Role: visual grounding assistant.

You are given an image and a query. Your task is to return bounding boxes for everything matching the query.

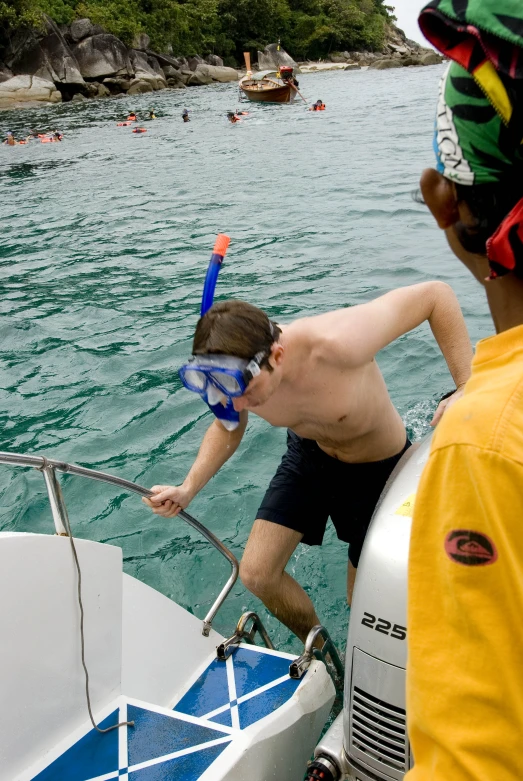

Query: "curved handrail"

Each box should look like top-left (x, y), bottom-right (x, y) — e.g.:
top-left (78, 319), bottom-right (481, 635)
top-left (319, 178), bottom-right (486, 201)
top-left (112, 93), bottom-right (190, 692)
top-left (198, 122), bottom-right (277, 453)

top-left (0, 451), bottom-right (239, 636)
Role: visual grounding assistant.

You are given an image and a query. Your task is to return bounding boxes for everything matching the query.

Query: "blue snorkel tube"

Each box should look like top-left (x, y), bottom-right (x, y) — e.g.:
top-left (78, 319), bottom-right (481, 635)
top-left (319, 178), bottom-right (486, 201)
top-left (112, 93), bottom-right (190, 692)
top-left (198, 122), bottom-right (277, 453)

top-left (200, 234), bottom-right (230, 317)
top-left (199, 234), bottom-right (240, 431)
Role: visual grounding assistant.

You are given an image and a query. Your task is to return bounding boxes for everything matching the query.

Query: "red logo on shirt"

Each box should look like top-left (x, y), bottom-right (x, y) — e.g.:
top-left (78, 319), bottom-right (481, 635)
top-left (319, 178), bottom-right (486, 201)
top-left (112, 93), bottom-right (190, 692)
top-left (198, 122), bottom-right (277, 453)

top-left (444, 530), bottom-right (498, 566)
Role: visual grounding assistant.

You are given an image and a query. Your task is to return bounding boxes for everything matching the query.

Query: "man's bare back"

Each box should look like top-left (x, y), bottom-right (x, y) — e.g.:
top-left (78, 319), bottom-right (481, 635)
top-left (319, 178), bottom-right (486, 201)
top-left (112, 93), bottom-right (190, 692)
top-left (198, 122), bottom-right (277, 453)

top-left (240, 320), bottom-right (406, 463)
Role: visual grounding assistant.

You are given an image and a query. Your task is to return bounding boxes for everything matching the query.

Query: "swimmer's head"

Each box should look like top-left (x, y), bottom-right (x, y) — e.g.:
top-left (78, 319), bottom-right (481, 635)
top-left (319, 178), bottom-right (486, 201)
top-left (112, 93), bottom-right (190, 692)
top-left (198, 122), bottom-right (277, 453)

top-left (193, 300), bottom-right (284, 411)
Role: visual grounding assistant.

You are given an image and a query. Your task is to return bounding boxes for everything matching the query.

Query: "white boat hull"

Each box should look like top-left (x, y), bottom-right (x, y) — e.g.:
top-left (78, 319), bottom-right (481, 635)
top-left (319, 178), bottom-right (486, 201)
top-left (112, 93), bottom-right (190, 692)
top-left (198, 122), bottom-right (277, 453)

top-left (0, 532), bottom-right (335, 781)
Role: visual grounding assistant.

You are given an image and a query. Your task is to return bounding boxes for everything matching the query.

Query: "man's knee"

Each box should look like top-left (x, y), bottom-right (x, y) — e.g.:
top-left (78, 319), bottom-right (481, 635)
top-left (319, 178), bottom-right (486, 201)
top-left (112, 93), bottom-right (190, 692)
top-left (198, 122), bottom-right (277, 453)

top-left (239, 555), bottom-right (279, 599)
top-left (240, 518), bottom-right (301, 598)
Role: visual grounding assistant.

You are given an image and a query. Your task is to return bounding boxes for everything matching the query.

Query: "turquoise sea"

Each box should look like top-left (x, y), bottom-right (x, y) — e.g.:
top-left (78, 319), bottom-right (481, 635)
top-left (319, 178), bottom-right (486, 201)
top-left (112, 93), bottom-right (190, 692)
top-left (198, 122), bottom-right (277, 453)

top-left (0, 65), bottom-right (492, 654)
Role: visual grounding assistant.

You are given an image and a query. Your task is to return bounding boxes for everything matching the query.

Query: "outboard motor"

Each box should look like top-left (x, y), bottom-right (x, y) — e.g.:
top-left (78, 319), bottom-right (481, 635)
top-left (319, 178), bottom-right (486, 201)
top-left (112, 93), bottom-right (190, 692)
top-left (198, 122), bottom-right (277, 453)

top-left (309, 436), bottom-right (432, 780)
top-left (280, 65), bottom-right (294, 81)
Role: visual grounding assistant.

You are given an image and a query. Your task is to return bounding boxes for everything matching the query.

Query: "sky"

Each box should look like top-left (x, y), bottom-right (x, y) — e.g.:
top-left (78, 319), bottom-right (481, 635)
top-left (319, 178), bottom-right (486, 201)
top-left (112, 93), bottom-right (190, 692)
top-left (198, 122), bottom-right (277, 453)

top-left (388, 0), bottom-right (429, 46)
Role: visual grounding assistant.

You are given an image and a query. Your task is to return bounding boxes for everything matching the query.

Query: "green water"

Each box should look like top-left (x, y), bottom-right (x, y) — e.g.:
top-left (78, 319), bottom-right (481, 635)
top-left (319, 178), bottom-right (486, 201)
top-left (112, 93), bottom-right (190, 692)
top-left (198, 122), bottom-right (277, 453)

top-left (0, 67), bottom-right (491, 654)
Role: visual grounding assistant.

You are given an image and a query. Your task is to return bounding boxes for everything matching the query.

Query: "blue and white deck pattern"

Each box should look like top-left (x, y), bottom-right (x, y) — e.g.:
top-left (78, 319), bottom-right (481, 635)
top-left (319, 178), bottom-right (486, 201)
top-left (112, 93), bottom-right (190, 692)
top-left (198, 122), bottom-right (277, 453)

top-left (175, 645), bottom-right (301, 730)
top-left (29, 645), bottom-right (302, 780)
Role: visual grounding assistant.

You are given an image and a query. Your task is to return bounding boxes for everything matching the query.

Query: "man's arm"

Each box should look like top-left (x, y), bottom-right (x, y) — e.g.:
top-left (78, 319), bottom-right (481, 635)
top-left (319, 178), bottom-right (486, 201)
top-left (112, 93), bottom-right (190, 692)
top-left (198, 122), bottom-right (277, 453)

top-left (327, 281), bottom-right (473, 388)
top-left (143, 411), bottom-right (248, 518)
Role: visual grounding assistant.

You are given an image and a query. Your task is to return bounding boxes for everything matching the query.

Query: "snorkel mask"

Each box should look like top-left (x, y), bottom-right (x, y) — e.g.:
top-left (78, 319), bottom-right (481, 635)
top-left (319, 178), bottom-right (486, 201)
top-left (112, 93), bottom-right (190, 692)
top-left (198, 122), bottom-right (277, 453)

top-left (179, 235), bottom-right (245, 431)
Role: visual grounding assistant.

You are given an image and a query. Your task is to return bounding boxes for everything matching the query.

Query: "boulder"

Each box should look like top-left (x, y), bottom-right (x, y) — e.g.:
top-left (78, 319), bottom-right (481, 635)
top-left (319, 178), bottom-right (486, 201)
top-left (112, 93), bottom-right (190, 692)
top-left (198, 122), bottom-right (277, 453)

top-left (96, 83), bottom-right (110, 97)
top-left (389, 43), bottom-right (408, 55)
top-left (8, 15), bottom-right (84, 85)
top-left (162, 65), bottom-right (179, 78)
top-left (369, 58), bottom-right (404, 70)
top-left (258, 43), bottom-right (298, 72)
top-left (84, 82), bottom-right (99, 97)
top-left (72, 92), bottom-right (87, 101)
top-left (187, 64), bottom-right (213, 86)
top-left (132, 33), bottom-right (150, 51)
top-left (177, 69), bottom-right (192, 85)
top-left (102, 76), bottom-right (129, 94)
top-left (147, 55), bottom-right (164, 76)
top-left (70, 18), bottom-right (94, 43)
top-left (127, 78), bottom-right (154, 95)
top-left (330, 53), bottom-right (349, 63)
top-left (207, 65), bottom-right (238, 82)
top-left (167, 77), bottom-right (185, 89)
top-left (206, 54), bottom-right (223, 67)
top-left (344, 63), bottom-right (361, 70)
top-left (0, 74), bottom-right (61, 104)
top-left (72, 34), bottom-right (130, 79)
top-left (187, 55), bottom-right (204, 71)
top-left (0, 65), bottom-right (13, 83)
top-left (402, 56), bottom-right (422, 67)
top-left (129, 50), bottom-right (166, 86)
top-left (420, 51), bottom-right (443, 65)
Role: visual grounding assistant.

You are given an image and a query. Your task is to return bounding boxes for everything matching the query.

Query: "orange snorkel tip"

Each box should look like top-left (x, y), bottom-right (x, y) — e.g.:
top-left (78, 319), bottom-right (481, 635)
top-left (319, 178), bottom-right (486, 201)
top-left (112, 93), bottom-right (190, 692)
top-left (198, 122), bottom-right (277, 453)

top-left (213, 234), bottom-right (231, 257)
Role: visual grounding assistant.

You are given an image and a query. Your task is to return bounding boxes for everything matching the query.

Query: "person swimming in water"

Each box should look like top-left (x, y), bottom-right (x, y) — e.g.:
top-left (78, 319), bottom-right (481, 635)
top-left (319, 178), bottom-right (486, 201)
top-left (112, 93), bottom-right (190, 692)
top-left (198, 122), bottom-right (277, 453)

top-left (182, 109), bottom-right (190, 122)
top-left (149, 110), bottom-right (156, 120)
top-left (310, 100), bottom-right (326, 111)
top-left (53, 130), bottom-right (63, 141)
top-left (127, 111), bottom-right (137, 121)
top-left (3, 131), bottom-right (16, 146)
top-left (227, 111), bottom-right (241, 123)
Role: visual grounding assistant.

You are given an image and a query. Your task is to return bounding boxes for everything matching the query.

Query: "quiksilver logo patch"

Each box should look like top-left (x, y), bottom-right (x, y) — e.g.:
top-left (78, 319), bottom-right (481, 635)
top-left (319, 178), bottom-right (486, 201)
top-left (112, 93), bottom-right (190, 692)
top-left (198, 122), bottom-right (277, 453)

top-left (444, 530), bottom-right (498, 566)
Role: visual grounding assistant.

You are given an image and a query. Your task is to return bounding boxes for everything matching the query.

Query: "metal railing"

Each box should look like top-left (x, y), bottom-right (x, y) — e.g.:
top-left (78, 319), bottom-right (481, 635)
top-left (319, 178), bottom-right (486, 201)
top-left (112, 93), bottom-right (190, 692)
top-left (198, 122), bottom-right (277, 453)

top-left (0, 451), bottom-right (239, 636)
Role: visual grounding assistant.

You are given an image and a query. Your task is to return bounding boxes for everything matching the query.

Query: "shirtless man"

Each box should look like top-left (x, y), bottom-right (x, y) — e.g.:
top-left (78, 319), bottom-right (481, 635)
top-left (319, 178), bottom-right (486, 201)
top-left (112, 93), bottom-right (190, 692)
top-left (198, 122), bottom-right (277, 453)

top-left (144, 284), bottom-right (472, 642)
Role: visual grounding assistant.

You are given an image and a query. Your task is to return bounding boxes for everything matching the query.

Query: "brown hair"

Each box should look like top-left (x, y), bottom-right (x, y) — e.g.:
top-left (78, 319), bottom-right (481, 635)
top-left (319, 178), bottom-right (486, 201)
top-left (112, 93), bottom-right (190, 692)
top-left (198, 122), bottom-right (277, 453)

top-left (192, 300), bottom-right (281, 368)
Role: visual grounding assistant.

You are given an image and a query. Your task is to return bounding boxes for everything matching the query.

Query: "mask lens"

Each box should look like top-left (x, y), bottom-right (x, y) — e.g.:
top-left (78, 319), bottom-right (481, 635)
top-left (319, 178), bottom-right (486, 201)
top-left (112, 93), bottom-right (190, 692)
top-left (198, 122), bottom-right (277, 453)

top-left (183, 369), bottom-right (207, 392)
top-left (210, 371), bottom-right (243, 395)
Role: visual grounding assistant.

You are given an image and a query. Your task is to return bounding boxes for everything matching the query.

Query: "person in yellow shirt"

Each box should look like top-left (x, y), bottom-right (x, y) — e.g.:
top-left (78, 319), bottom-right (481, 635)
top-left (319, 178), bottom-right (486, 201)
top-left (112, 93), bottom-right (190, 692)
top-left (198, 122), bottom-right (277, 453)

top-left (407, 2), bottom-right (523, 780)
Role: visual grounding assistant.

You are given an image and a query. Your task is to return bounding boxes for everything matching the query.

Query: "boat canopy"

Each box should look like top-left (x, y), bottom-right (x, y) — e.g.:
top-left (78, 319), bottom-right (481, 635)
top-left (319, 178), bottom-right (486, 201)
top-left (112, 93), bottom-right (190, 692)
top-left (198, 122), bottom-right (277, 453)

top-left (250, 69), bottom-right (279, 81)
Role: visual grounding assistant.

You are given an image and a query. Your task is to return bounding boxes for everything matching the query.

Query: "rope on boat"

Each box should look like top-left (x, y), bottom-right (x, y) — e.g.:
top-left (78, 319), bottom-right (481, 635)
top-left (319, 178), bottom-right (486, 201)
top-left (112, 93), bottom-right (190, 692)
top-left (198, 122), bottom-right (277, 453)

top-left (38, 456), bottom-right (135, 734)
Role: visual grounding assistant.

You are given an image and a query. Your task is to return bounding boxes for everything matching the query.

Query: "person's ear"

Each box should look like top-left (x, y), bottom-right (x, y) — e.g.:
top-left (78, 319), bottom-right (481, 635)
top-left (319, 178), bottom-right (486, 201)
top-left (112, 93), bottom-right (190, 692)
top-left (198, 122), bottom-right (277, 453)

top-left (420, 168), bottom-right (459, 229)
top-left (269, 342), bottom-right (284, 367)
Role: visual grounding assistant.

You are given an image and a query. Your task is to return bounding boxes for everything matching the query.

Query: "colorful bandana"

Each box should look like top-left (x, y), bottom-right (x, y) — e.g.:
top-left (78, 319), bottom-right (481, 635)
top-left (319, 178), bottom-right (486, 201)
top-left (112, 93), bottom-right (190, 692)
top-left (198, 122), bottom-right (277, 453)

top-left (420, 0), bottom-right (523, 275)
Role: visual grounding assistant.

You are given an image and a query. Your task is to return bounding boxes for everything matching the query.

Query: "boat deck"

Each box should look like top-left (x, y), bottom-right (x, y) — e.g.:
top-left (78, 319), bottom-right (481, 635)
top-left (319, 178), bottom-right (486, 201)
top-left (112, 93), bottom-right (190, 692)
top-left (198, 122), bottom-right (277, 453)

top-left (29, 645), bottom-right (302, 780)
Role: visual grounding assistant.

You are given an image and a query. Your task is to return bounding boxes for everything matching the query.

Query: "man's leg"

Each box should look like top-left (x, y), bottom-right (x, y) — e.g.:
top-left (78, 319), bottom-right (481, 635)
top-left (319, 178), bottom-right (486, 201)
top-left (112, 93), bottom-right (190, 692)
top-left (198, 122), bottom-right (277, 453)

top-left (347, 560), bottom-right (357, 606)
top-left (240, 518), bottom-right (321, 644)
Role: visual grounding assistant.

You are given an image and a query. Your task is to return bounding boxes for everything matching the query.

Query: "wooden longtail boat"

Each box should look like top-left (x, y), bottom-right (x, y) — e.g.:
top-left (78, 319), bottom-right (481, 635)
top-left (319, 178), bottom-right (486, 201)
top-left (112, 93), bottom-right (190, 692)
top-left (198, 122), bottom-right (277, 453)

top-left (239, 52), bottom-right (300, 104)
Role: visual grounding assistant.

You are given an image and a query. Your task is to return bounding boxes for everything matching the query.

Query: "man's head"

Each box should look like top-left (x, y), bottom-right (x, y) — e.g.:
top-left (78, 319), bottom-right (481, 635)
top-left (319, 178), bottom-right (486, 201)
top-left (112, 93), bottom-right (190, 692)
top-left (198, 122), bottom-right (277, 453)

top-left (419, 1), bottom-right (523, 286)
top-left (193, 300), bottom-right (283, 410)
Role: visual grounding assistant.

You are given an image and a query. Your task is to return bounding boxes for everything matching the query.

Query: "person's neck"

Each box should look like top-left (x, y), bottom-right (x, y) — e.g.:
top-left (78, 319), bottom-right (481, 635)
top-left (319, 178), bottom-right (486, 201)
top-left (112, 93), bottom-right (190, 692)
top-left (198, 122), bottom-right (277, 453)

top-left (485, 274), bottom-right (523, 333)
top-left (277, 325), bottom-right (301, 384)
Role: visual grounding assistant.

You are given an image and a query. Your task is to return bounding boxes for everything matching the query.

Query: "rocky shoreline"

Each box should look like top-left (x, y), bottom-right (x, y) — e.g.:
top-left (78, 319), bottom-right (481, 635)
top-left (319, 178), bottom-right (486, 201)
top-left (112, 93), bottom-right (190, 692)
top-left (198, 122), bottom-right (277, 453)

top-left (0, 19), bottom-right (442, 110)
top-left (0, 15), bottom-right (239, 109)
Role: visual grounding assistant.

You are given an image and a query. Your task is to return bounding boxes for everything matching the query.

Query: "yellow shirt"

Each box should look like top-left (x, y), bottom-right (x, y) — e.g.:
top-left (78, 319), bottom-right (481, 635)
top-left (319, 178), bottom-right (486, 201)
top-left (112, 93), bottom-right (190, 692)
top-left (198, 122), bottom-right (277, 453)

top-left (406, 324), bottom-right (523, 781)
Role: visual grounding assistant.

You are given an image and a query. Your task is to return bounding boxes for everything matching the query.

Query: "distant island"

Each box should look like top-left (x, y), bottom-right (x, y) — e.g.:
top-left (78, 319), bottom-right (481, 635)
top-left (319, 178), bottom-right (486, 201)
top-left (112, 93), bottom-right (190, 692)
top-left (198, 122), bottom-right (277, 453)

top-left (0, 1), bottom-right (442, 107)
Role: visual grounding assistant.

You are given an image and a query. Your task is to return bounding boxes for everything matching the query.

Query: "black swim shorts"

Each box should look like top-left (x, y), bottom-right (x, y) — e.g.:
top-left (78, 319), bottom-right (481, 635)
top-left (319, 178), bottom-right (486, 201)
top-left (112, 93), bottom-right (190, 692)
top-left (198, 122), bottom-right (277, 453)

top-left (256, 430), bottom-right (412, 568)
